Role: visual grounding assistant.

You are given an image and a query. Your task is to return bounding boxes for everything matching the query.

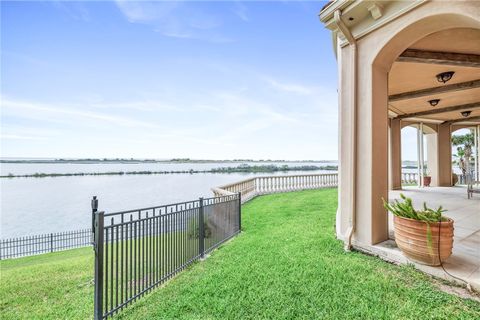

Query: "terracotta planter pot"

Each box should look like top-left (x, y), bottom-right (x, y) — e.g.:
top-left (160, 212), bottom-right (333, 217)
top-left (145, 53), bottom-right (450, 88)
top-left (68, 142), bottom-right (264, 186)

top-left (423, 176), bottom-right (431, 187)
top-left (393, 215), bottom-right (454, 266)
top-left (452, 173), bottom-right (458, 186)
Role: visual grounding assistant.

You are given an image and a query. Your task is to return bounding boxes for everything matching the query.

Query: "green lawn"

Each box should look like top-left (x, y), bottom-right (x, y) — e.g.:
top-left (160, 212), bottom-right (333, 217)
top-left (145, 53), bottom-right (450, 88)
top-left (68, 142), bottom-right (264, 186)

top-left (1, 189), bottom-right (479, 319)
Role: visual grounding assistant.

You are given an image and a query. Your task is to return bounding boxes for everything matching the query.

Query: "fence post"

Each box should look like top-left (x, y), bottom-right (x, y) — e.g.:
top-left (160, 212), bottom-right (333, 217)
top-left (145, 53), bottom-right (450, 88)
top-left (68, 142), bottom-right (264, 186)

top-left (94, 211), bottom-right (104, 320)
top-left (198, 197), bottom-right (205, 259)
top-left (91, 196), bottom-right (98, 240)
top-left (238, 192), bottom-right (242, 233)
top-left (50, 233), bottom-right (54, 253)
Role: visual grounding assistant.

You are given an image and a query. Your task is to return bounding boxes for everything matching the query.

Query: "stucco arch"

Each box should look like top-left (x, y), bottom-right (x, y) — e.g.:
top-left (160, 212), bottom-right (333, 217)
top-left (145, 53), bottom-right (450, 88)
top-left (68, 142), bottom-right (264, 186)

top-left (452, 125), bottom-right (478, 133)
top-left (401, 122), bottom-right (438, 134)
top-left (355, 4), bottom-right (479, 245)
top-left (373, 12), bottom-right (480, 72)
top-left (331, 1), bottom-right (480, 247)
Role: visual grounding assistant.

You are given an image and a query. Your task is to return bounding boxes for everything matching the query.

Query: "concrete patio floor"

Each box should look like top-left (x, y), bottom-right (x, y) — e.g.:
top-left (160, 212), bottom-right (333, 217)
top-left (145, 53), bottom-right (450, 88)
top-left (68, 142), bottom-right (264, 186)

top-left (367, 186), bottom-right (479, 291)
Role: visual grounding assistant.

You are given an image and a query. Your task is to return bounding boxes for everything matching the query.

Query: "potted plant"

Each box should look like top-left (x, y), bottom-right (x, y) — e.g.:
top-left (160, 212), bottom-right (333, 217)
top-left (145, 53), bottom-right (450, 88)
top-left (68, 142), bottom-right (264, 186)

top-left (383, 194), bottom-right (453, 266)
top-left (452, 173), bottom-right (458, 186)
top-left (423, 169), bottom-right (431, 187)
top-left (423, 175), bottom-right (432, 187)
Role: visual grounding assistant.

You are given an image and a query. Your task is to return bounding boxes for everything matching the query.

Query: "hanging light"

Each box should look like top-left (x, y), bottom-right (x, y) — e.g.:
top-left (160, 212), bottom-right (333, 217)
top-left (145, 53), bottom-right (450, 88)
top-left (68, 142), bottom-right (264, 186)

top-left (428, 99), bottom-right (440, 106)
top-left (461, 110), bottom-right (472, 117)
top-left (436, 71), bottom-right (455, 83)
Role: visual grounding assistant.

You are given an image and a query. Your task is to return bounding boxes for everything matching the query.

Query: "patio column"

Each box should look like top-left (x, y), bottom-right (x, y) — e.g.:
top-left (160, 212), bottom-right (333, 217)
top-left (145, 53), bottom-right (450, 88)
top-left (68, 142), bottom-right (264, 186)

top-left (335, 44), bottom-right (389, 247)
top-left (353, 63), bottom-right (389, 245)
top-left (426, 132), bottom-right (439, 186)
top-left (475, 125), bottom-right (479, 182)
top-left (390, 118), bottom-right (402, 190)
top-left (417, 123), bottom-right (425, 187)
top-left (438, 123), bottom-right (452, 186)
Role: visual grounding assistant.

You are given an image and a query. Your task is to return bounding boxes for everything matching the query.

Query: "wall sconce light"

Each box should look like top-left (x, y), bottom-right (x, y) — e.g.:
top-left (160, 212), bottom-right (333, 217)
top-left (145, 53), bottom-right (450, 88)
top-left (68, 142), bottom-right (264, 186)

top-left (436, 71), bottom-right (455, 83)
top-left (428, 99), bottom-right (440, 106)
top-left (461, 110), bottom-right (472, 118)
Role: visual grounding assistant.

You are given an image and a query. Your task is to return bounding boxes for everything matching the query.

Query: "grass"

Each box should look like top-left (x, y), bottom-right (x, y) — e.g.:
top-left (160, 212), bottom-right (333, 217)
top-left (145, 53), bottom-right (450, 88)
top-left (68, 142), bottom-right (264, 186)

top-left (0, 247), bottom-right (94, 318)
top-left (1, 189), bottom-right (479, 319)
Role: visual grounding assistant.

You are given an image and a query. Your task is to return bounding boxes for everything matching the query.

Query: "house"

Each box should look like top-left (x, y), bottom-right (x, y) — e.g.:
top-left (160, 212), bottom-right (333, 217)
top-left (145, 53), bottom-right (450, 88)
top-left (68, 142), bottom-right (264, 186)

top-left (319, 0), bottom-right (479, 289)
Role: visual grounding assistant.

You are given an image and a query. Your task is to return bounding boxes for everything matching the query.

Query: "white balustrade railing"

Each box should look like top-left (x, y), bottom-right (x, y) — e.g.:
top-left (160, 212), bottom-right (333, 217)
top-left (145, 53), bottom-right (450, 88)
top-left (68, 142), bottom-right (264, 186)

top-left (401, 172), bottom-right (418, 184)
top-left (212, 173), bottom-right (338, 203)
top-left (211, 172), bottom-right (421, 203)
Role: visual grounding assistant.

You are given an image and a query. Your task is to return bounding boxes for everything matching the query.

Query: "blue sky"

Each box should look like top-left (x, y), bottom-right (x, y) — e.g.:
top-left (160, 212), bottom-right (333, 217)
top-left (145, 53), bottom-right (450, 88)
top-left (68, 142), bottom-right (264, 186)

top-left (1, 1), bottom-right (341, 160)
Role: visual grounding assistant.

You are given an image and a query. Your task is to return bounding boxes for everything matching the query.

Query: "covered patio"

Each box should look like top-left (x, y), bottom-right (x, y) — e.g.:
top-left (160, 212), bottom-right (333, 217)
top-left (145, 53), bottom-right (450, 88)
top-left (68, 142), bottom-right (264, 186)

top-left (320, 0), bottom-right (480, 291)
top-left (383, 13), bottom-right (480, 289)
top-left (383, 14), bottom-right (480, 291)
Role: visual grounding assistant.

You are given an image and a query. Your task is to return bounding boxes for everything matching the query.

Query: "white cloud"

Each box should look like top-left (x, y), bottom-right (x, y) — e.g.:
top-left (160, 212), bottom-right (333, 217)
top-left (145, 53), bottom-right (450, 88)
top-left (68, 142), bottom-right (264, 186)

top-left (202, 90), bottom-right (305, 144)
top-left (212, 91), bottom-right (296, 121)
top-left (263, 77), bottom-right (316, 95)
top-left (114, 1), bottom-right (232, 43)
top-left (0, 97), bottom-right (237, 151)
top-left (232, 2), bottom-right (249, 22)
top-left (1, 125), bottom-right (61, 139)
top-left (1, 98), bottom-right (160, 129)
top-left (90, 100), bottom-right (182, 112)
top-left (51, 1), bottom-right (90, 22)
top-left (1, 71), bottom-right (337, 159)
top-left (1, 134), bottom-right (46, 141)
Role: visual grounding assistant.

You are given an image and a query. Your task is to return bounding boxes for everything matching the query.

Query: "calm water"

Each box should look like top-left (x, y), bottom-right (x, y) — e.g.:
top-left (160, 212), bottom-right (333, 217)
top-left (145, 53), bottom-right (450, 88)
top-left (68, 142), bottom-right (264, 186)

top-left (1, 162), bottom-right (336, 238)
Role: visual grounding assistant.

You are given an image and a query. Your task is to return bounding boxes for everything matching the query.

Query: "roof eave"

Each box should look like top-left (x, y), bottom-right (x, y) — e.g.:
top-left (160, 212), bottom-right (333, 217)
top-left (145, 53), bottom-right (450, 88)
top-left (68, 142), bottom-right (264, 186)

top-left (319, 0), bottom-right (357, 25)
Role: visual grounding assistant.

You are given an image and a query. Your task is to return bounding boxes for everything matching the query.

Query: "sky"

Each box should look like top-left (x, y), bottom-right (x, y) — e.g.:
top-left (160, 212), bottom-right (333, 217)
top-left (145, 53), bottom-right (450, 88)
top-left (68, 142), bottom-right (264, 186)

top-left (1, 0), bottom-right (344, 160)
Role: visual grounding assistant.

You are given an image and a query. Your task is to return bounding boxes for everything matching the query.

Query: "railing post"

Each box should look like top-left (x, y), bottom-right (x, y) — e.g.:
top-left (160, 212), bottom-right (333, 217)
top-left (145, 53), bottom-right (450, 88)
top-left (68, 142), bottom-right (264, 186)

top-left (50, 233), bottom-right (53, 253)
top-left (94, 210), bottom-right (104, 320)
top-left (198, 198), bottom-right (205, 259)
top-left (91, 196), bottom-right (98, 243)
top-left (238, 192), bottom-right (242, 232)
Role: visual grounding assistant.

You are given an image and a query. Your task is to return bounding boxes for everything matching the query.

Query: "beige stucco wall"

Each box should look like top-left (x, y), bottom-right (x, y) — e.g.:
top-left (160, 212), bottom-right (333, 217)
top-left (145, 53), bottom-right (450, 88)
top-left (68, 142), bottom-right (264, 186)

top-left (335, 0), bottom-right (480, 246)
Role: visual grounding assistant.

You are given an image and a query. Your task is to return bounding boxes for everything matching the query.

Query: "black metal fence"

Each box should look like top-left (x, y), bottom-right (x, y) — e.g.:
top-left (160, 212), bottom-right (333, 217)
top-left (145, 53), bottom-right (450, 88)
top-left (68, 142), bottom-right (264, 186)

top-left (93, 193), bottom-right (241, 319)
top-left (0, 228), bottom-right (92, 259)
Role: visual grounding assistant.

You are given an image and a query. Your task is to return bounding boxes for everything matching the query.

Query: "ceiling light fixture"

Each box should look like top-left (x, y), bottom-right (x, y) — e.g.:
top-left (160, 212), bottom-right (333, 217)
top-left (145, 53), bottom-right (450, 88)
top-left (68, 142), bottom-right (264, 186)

top-left (436, 71), bottom-right (455, 84)
top-left (461, 110), bottom-right (472, 118)
top-left (428, 99), bottom-right (440, 107)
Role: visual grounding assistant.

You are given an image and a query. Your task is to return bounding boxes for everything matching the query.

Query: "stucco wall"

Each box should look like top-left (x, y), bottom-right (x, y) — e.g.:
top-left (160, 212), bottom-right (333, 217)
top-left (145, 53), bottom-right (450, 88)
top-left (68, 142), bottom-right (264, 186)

top-left (335, 0), bottom-right (480, 246)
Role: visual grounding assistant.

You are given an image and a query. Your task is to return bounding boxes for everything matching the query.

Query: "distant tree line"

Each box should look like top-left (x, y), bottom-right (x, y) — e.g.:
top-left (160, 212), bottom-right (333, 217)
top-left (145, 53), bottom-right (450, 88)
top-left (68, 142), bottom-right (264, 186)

top-left (1, 164), bottom-right (338, 178)
top-left (0, 158), bottom-right (334, 164)
top-left (210, 164), bottom-right (337, 173)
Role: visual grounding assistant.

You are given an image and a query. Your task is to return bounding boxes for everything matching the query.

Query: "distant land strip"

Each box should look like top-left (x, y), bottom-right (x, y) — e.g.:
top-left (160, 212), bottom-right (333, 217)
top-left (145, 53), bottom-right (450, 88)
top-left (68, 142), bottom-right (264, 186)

top-left (0, 158), bottom-right (335, 164)
top-left (1, 165), bottom-right (338, 178)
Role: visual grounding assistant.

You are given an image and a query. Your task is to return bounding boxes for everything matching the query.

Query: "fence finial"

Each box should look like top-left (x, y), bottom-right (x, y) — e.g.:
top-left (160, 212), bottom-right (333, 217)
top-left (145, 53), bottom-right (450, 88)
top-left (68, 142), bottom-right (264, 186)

top-left (91, 196), bottom-right (98, 211)
top-left (91, 196), bottom-right (99, 243)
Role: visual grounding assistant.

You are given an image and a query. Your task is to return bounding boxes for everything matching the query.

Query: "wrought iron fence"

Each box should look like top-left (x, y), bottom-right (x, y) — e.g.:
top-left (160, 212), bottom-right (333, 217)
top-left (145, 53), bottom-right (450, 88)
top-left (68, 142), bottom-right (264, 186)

top-left (0, 228), bottom-right (92, 259)
top-left (93, 193), bottom-right (241, 319)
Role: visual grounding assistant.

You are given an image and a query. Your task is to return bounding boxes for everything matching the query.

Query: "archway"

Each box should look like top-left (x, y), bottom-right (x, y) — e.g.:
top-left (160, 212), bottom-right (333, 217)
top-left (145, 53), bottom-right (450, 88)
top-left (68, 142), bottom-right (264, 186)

top-left (399, 123), bottom-right (438, 188)
top-left (451, 126), bottom-right (480, 184)
top-left (369, 13), bottom-right (480, 246)
top-left (320, 0), bottom-right (480, 290)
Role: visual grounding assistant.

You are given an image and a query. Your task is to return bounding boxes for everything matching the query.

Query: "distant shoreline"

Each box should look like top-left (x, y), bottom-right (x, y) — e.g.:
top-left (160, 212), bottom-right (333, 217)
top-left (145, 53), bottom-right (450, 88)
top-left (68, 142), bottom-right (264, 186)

top-left (0, 158), bottom-right (337, 164)
top-left (0, 164), bottom-right (338, 178)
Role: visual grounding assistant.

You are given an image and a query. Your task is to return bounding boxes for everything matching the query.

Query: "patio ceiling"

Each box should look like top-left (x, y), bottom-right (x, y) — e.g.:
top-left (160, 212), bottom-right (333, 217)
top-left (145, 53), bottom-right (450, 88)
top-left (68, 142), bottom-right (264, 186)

top-left (388, 28), bottom-right (480, 125)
